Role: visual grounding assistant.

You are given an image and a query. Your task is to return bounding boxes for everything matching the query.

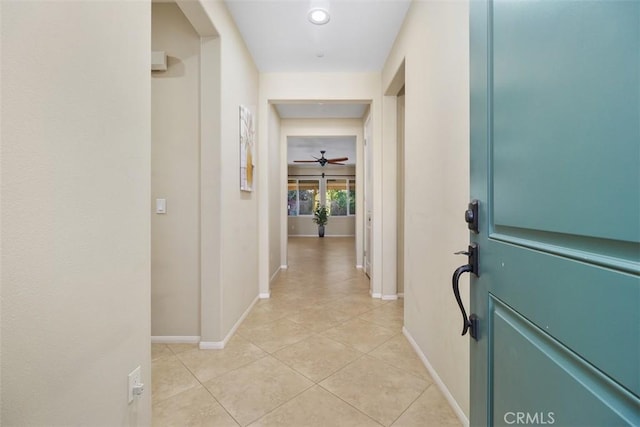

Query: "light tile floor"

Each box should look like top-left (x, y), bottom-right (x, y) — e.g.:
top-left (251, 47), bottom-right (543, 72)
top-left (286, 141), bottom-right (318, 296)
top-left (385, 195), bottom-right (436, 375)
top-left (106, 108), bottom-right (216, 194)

top-left (152, 237), bottom-right (461, 426)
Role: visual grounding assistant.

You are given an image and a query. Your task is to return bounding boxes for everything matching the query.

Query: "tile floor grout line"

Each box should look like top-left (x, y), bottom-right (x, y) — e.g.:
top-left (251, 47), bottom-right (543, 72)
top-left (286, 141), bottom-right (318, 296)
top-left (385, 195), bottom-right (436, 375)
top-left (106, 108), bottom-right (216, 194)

top-left (173, 346), bottom-right (251, 427)
top-left (246, 382), bottom-right (318, 426)
top-left (357, 316), bottom-right (403, 334)
top-left (364, 335), bottom-right (438, 384)
top-left (315, 382), bottom-right (385, 427)
top-left (149, 353), bottom-right (201, 406)
top-left (388, 382), bottom-right (435, 426)
top-left (317, 354), bottom-right (428, 427)
top-left (169, 343), bottom-right (282, 426)
top-left (364, 331), bottom-right (403, 353)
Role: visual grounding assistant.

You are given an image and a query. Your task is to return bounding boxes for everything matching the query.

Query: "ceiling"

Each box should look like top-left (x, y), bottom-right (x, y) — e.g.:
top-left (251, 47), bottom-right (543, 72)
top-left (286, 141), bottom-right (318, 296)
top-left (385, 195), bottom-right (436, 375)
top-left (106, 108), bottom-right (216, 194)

top-left (288, 136), bottom-right (356, 166)
top-left (223, 0), bottom-right (409, 163)
top-left (224, 0), bottom-right (411, 73)
top-left (274, 102), bottom-right (368, 120)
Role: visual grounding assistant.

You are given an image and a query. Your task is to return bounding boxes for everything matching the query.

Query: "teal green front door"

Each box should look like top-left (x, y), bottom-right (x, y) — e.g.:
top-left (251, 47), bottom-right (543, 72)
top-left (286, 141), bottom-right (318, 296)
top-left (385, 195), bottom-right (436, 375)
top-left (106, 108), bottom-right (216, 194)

top-left (468, 1), bottom-right (640, 425)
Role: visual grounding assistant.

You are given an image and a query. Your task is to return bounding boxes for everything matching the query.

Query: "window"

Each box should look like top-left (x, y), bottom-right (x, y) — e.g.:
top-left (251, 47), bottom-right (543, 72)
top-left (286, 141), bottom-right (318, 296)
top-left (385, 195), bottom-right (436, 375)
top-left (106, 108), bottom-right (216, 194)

top-left (288, 177), bottom-right (354, 216)
top-left (348, 179), bottom-right (356, 215)
top-left (288, 179), bottom-right (319, 216)
top-left (326, 179), bottom-right (356, 216)
top-left (287, 180), bottom-right (298, 216)
top-left (299, 180), bottom-right (319, 215)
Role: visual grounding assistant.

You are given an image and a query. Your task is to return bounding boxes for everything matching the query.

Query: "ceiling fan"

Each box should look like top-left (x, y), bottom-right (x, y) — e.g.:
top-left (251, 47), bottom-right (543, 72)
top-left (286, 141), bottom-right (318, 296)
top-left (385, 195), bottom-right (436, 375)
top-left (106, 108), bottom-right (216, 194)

top-left (293, 150), bottom-right (348, 167)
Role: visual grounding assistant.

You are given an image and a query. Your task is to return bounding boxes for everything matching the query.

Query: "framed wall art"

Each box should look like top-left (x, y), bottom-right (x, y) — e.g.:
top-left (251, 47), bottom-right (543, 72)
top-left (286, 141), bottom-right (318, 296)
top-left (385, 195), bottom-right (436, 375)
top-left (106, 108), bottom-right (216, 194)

top-left (239, 105), bottom-right (255, 192)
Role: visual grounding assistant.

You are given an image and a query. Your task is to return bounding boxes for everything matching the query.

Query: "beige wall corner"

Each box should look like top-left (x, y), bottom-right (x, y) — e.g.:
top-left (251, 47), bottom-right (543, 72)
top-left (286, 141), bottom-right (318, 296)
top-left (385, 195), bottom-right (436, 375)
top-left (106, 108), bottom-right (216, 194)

top-left (151, 2), bottom-right (201, 338)
top-left (382, 0), bottom-right (471, 421)
top-left (199, 0), bottom-right (261, 339)
top-left (266, 104), bottom-right (282, 288)
top-left (1, 1), bottom-right (151, 424)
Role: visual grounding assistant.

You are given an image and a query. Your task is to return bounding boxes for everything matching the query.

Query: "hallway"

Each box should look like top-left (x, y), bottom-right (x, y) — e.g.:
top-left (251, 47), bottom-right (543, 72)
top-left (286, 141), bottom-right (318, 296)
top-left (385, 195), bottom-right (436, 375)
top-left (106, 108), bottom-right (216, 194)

top-left (151, 237), bottom-right (460, 426)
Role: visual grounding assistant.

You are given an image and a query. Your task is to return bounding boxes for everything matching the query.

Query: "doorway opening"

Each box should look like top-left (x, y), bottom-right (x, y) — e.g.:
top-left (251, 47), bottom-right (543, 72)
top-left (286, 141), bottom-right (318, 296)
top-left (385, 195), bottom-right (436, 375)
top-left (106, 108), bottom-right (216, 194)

top-left (287, 136), bottom-right (357, 238)
top-left (396, 86), bottom-right (405, 297)
top-left (274, 102), bottom-right (369, 279)
top-left (150, 0), bottom-right (220, 344)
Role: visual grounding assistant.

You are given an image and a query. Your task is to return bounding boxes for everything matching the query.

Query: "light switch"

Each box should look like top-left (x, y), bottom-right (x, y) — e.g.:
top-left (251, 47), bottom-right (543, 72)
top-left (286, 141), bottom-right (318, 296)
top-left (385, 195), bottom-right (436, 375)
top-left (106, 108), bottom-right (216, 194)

top-left (156, 198), bottom-right (166, 214)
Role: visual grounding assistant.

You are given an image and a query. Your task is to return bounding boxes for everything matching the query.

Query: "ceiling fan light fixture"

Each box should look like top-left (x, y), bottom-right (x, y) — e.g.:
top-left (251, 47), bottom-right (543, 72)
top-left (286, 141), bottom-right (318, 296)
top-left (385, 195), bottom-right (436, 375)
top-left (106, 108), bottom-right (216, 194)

top-left (293, 150), bottom-right (349, 167)
top-left (308, 8), bottom-right (330, 25)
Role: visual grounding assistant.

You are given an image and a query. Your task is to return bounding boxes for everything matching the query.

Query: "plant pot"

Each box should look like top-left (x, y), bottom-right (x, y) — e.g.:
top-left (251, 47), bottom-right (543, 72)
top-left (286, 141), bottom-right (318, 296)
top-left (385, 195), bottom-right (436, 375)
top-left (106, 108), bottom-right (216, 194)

top-left (318, 225), bottom-right (325, 238)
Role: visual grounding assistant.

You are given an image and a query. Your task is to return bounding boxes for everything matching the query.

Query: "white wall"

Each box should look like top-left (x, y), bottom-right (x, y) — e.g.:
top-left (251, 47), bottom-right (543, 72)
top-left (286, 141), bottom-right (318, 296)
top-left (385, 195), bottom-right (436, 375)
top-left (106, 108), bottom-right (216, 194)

top-left (382, 0), bottom-right (470, 421)
top-left (1, 1), bottom-right (151, 424)
top-left (151, 2), bottom-right (201, 337)
top-left (197, 0), bottom-right (260, 343)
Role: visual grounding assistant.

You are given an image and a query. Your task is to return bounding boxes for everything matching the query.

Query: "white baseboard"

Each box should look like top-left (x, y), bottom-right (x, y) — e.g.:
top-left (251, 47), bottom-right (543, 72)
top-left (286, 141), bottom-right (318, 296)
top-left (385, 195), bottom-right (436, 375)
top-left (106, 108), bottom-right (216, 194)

top-left (270, 267), bottom-right (281, 284)
top-left (199, 341), bottom-right (225, 350)
top-left (151, 336), bottom-right (200, 344)
top-left (259, 292), bottom-right (271, 299)
top-left (402, 327), bottom-right (469, 427)
top-left (382, 294), bottom-right (398, 301)
top-left (281, 265), bottom-right (288, 270)
top-left (288, 234), bottom-right (356, 238)
top-left (355, 265), bottom-right (363, 269)
top-left (370, 292), bottom-right (382, 299)
top-left (199, 295), bottom-right (259, 350)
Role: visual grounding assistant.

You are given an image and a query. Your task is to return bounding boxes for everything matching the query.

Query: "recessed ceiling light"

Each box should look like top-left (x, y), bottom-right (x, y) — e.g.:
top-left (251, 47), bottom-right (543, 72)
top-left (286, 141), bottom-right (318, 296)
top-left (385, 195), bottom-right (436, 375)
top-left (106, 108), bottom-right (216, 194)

top-left (308, 8), bottom-right (330, 25)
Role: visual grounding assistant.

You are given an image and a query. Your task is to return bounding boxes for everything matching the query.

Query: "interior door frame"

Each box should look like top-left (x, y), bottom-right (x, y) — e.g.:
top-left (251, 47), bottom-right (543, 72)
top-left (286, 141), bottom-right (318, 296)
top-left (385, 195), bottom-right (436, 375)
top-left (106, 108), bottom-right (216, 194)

top-left (363, 113), bottom-right (373, 278)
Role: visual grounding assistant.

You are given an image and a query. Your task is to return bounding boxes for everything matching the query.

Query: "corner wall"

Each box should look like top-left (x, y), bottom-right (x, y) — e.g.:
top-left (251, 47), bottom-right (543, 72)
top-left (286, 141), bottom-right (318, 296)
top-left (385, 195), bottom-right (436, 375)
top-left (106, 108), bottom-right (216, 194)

top-left (382, 0), bottom-right (471, 421)
top-left (267, 104), bottom-right (282, 286)
top-left (197, 1), bottom-right (260, 343)
top-left (151, 2), bottom-right (201, 338)
top-left (1, 1), bottom-right (151, 423)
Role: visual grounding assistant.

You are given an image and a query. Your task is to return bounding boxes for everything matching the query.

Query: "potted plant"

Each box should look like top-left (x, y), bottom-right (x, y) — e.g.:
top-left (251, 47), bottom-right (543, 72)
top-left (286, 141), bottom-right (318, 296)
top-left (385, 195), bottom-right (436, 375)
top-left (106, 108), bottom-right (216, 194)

top-left (312, 205), bottom-right (329, 237)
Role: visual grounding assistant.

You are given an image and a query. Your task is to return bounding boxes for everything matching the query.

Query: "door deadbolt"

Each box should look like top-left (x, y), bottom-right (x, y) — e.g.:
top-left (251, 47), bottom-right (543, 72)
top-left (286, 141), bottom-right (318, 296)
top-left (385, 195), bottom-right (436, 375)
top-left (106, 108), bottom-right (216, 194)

top-left (465, 200), bottom-right (479, 234)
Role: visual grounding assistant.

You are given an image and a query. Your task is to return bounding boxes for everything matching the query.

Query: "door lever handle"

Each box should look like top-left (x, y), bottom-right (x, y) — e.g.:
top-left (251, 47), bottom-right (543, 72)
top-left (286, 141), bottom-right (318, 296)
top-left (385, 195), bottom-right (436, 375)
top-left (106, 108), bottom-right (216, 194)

top-left (452, 243), bottom-right (478, 339)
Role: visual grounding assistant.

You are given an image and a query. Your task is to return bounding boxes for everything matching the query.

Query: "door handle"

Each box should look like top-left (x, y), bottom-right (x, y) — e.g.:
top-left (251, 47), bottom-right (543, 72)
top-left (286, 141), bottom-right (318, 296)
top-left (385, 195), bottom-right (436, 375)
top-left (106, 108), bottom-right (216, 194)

top-left (453, 243), bottom-right (478, 340)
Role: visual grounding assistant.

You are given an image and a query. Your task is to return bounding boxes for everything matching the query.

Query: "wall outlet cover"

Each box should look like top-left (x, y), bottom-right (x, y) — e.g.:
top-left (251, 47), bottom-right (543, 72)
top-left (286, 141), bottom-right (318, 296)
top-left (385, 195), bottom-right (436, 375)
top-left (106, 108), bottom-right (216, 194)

top-left (128, 366), bottom-right (142, 403)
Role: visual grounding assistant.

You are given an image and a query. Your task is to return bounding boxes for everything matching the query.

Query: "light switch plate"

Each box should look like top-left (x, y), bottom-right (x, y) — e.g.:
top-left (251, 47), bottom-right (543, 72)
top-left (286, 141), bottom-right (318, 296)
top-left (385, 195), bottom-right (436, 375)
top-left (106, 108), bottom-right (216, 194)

top-left (156, 198), bottom-right (166, 214)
